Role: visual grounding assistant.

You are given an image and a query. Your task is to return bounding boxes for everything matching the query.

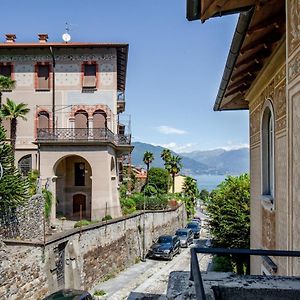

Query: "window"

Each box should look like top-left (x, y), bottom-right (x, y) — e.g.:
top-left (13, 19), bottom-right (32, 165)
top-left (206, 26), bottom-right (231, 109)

top-left (261, 102), bottom-right (274, 198)
top-left (38, 111), bottom-right (50, 129)
top-left (83, 63), bottom-right (97, 88)
top-left (37, 64), bottom-right (50, 90)
top-left (0, 64), bottom-right (12, 78)
top-left (18, 155), bottom-right (32, 176)
top-left (75, 162), bottom-right (85, 186)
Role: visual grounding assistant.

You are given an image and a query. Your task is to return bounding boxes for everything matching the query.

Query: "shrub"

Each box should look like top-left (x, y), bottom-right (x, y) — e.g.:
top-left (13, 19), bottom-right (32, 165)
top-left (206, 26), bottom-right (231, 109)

top-left (212, 255), bottom-right (233, 272)
top-left (102, 215), bottom-right (112, 221)
top-left (120, 198), bottom-right (136, 215)
top-left (74, 219), bottom-right (91, 228)
top-left (94, 290), bottom-right (106, 296)
top-left (135, 195), bottom-right (168, 210)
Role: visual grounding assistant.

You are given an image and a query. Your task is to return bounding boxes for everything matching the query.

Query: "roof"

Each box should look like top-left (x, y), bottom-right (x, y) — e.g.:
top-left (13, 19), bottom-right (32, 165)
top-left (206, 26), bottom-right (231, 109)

top-left (0, 42), bottom-right (129, 92)
top-left (187, 0), bottom-right (286, 111)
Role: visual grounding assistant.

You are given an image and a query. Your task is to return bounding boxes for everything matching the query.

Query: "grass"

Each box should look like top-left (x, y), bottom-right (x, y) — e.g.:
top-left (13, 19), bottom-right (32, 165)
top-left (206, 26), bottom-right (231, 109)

top-left (102, 273), bottom-right (116, 282)
top-left (94, 290), bottom-right (106, 296)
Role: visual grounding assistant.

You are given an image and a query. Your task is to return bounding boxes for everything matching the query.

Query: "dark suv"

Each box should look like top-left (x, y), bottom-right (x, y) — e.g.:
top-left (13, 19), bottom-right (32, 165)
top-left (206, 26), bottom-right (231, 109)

top-left (148, 235), bottom-right (180, 260)
top-left (186, 221), bottom-right (201, 239)
top-left (43, 289), bottom-right (92, 300)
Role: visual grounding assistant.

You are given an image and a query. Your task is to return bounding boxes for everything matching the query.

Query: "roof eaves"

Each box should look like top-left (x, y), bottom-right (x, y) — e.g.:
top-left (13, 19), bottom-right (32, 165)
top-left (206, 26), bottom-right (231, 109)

top-left (214, 8), bottom-right (254, 111)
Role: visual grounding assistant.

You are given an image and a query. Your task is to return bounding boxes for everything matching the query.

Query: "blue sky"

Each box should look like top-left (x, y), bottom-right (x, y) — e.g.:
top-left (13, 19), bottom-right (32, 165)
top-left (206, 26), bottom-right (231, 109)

top-left (0, 0), bottom-right (249, 152)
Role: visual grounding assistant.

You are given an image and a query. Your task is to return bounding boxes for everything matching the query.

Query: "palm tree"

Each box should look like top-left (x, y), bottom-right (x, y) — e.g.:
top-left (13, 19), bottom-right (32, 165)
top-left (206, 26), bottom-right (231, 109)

top-left (161, 149), bottom-right (171, 164)
top-left (143, 151), bottom-right (154, 183)
top-left (183, 176), bottom-right (199, 218)
top-left (0, 76), bottom-right (15, 120)
top-left (0, 98), bottom-right (30, 156)
top-left (166, 155), bottom-right (182, 193)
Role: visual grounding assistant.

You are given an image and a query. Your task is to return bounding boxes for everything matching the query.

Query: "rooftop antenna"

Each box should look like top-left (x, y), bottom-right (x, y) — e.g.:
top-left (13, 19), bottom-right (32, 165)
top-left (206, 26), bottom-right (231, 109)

top-left (62, 22), bottom-right (71, 43)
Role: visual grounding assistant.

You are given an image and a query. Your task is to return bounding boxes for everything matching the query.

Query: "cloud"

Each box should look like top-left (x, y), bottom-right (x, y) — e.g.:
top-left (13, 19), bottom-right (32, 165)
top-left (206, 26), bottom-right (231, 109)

top-left (152, 142), bottom-right (196, 153)
top-left (156, 125), bottom-right (187, 135)
top-left (218, 142), bottom-right (249, 151)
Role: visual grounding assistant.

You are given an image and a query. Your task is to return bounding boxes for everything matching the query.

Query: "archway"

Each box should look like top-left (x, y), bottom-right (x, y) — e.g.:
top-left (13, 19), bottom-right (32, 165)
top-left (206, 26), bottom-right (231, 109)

top-left (38, 111), bottom-right (50, 129)
top-left (75, 110), bottom-right (88, 139)
top-left (54, 155), bottom-right (92, 220)
top-left (18, 154), bottom-right (32, 176)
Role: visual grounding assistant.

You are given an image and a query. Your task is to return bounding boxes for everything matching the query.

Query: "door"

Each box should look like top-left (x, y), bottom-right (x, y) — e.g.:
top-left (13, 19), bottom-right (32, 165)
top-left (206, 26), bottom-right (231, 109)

top-left (73, 194), bottom-right (86, 219)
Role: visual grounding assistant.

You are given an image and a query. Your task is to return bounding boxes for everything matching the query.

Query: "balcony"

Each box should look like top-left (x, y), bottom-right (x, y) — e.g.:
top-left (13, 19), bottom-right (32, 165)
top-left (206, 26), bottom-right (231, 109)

top-left (36, 128), bottom-right (131, 146)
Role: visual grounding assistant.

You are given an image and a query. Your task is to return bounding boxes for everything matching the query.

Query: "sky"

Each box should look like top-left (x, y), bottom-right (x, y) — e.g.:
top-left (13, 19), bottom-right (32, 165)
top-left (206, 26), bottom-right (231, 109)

top-left (0, 0), bottom-right (249, 153)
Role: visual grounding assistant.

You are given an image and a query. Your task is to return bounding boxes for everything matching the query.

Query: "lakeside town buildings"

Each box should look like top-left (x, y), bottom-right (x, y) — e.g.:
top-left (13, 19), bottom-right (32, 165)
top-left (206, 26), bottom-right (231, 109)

top-left (188, 0), bottom-right (300, 275)
top-left (0, 34), bottom-right (132, 222)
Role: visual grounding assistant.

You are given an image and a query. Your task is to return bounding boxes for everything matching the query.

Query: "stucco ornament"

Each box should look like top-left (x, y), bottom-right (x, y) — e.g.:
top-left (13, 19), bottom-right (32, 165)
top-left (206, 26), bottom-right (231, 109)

top-left (289, 0), bottom-right (300, 54)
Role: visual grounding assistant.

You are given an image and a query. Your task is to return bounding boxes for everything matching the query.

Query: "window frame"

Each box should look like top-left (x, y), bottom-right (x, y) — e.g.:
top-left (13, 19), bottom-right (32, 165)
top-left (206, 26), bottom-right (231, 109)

top-left (0, 63), bottom-right (14, 91)
top-left (35, 62), bottom-right (51, 91)
top-left (81, 61), bottom-right (98, 90)
top-left (260, 99), bottom-right (275, 209)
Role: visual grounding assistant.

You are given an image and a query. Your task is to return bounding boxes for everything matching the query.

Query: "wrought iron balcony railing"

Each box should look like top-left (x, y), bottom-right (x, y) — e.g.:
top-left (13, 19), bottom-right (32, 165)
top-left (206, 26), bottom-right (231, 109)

top-left (37, 128), bottom-right (131, 145)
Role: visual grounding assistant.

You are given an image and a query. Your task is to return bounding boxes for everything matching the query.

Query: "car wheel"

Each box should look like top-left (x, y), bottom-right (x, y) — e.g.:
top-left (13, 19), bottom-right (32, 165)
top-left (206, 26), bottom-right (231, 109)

top-left (168, 252), bottom-right (174, 261)
top-left (178, 247), bottom-right (181, 254)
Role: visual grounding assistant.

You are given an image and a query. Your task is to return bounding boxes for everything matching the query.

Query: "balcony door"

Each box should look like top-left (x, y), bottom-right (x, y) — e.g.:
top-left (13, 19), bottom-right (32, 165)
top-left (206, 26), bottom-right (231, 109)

top-left (74, 110), bottom-right (88, 139)
top-left (93, 109), bottom-right (107, 139)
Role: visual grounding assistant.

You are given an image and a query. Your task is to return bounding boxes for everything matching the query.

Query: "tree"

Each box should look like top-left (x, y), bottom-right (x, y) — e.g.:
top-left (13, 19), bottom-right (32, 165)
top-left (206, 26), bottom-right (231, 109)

top-left (199, 189), bottom-right (210, 202)
top-left (143, 151), bottom-right (154, 183)
top-left (161, 149), bottom-right (172, 190)
top-left (0, 76), bottom-right (15, 112)
top-left (0, 124), bottom-right (29, 212)
top-left (0, 98), bottom-right (30, 156)
top-left (165, 155), bottom-right (182, 193)
top-left (205, 174), bottom-right (250, 274)
top-left (161, 149), bottom-right (171, 164)
top-left (148, 167), bottom-right (171, 194)
top-left (182, 176), bottom-right (199, 218)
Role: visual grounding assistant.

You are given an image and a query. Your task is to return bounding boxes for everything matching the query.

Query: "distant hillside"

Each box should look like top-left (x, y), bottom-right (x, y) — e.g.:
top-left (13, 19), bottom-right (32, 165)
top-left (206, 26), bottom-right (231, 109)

top-left (132, 142), bottom-right (249, 175)
top-left (181, 148), bottom-right (249, 175)
top-left (131, 142), bottom-right (209, 174)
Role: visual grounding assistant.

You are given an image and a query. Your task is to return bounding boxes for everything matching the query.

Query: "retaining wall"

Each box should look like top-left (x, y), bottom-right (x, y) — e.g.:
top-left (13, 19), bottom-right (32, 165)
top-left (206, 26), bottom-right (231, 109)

top-left (0, 204), bottom-right (186, 300)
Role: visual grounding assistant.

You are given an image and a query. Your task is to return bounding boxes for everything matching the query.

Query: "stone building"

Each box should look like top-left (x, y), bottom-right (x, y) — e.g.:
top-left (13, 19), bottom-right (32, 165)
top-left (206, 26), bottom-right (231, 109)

top-left (187, 0), bottom-right (300, 275)
top-left (0, 34), bottom-right (132, 221)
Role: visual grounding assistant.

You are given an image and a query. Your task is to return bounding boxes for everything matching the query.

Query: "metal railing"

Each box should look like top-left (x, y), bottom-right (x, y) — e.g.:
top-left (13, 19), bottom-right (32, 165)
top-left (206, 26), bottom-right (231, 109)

top-left (190, 247), bottom-right (300, 300)
top-left (37, 128), bottom-right (131, 145)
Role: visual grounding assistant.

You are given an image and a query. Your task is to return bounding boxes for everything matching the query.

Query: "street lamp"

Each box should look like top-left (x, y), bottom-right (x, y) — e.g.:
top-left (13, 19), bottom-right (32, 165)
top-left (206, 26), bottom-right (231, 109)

top-left (141, 182), bottom-right (158, 262)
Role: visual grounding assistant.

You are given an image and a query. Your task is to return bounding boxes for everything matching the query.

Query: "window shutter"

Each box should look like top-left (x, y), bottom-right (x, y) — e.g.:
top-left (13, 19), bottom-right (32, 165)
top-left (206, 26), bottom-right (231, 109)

top-left (37, 65), bottom-right (49, 90)
top-left (83, 64), bottom-right (96, 88)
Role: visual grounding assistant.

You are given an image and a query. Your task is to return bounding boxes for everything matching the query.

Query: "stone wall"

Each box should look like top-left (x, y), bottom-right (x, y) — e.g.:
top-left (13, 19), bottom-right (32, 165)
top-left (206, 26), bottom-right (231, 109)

top-left (0, 204), bottom-right (186, 300)
top-left (0, 195), bottom-right (45, 240)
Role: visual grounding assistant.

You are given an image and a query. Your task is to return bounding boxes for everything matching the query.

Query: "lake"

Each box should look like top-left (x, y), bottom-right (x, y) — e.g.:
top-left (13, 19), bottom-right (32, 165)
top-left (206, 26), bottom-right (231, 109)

top-left (192, 174), bottom-right (228, 191)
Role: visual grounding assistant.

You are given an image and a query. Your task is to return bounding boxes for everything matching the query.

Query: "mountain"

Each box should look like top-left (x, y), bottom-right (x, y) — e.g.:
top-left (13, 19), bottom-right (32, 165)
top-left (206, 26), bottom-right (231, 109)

top-left (181, 148), bottom-right (249, 175)
top-left (131, 142), bottom-right (209, 174)
top-left (131, 142), bottom-right (249, 175)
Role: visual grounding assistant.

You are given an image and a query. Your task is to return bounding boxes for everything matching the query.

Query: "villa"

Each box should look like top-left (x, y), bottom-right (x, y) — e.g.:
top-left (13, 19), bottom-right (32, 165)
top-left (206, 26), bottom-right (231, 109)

top-left (0, 34), bottom-right (132, 222)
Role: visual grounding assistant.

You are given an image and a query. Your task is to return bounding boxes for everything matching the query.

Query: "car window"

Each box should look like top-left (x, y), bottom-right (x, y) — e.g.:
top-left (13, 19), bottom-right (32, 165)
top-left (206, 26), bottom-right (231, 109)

top-left (158, 236), bottom-right (172, 243)
top-left (176, 231), bottom-right (187, 236)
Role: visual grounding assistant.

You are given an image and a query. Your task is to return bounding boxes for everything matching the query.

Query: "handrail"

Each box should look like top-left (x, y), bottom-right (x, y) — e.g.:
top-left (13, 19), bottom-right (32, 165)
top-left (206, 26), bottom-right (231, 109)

top-left (190, 247), bottom-right (300, 300)
top-left (37, 128), bottom-right (131, 145)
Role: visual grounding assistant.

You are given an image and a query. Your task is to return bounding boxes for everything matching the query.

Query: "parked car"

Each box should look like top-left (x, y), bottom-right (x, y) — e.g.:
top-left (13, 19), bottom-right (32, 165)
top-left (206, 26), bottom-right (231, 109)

top-left (175, 228), bottom-right (193, 247)
top-left (43, 289), bottom-right (92, 300)
top-left (148, 235), bottom-right (180, 260)
top-left (186, 221), bottom-right (201, 239)
top-left (192, 216), bottom-right (201, 224)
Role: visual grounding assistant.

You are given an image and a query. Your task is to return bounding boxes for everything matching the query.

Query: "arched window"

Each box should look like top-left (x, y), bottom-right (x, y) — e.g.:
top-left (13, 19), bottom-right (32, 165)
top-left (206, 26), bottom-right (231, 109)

top-left (74, 110), bottom-right (88, 129)
top-left (38, 111), bottom-right (49, 129)
top-left (93, 110), bottom-right (107, 129)
top-left (18, 154), bottom-right (32, 176)
top-left (261, 101), bottom-right (274, 198)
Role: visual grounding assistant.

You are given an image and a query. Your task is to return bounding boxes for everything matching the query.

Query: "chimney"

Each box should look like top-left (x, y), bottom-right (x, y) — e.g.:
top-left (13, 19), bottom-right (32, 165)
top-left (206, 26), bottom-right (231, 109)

top-left (5, 34), bottom-right (16, 43)
top-left (38, 33), bottom-right (48, 43)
